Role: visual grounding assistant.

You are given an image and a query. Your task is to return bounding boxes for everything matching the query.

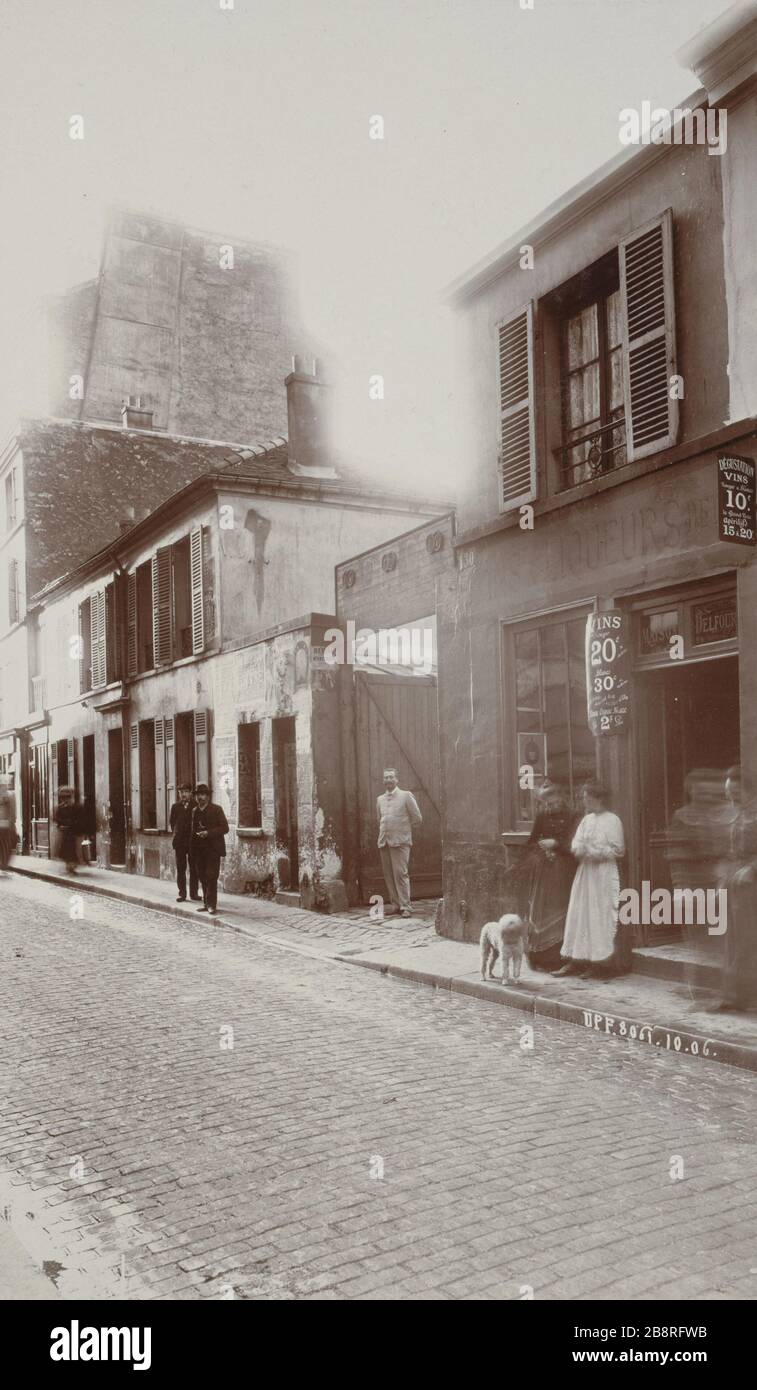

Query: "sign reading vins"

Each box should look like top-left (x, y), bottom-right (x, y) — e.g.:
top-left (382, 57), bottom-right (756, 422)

top-left (718, 454), bottom-right (756, 545)
top-left (585, 611), bottom-right (631, 736)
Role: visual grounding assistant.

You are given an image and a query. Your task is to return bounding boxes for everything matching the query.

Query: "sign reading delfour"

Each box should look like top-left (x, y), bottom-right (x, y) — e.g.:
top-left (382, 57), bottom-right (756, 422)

top-left (585, 611), bottom-right (631, 736)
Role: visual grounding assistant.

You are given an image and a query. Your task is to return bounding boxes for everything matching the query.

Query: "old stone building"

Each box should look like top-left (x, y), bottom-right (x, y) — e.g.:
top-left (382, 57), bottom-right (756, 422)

top-left (437, 8), bottom-right (757, 945)
top-left (47, 207), bottom-right (300, 442)
top-left (23, 373), bottom-right (443, 906)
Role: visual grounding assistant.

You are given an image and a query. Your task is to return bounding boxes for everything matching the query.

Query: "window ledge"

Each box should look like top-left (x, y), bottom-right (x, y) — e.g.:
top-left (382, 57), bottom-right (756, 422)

top-left (139, 828), bottom-right (170, 836)
top-left (501, 832), bottom-right (530, 846)
top-left (236, 826), bottom-right (267, 838)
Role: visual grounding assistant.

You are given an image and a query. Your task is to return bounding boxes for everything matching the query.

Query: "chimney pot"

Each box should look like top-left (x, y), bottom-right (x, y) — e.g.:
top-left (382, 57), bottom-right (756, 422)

top-left (284, 357), bottom-right (335, 477)
top-left (121, 396), bottom-right (154, 430)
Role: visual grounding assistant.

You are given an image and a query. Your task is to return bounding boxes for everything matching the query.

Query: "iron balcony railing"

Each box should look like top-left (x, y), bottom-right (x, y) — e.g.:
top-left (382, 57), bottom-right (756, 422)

top-left (554, 416), bottom-right (627, 490)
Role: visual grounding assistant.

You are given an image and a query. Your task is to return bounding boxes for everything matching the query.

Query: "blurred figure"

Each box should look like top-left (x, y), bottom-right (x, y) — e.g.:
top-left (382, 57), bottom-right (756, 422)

top-left (54, 786), bottom-right (83, 874)
top-left (553, 782), bottom-right (625, 979)
top-left (710, 767), bottom-right (757, 1013)
top-left (0, 773), bottom-right (17, 874)
top-left (525, 781), bottom-right (578, 971)
top-left (666, 768), bottom-right (737, 983)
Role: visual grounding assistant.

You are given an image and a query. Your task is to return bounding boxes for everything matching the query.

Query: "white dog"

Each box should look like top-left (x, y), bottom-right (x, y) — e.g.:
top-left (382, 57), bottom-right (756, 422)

top-left (480, 914), bottom-right (528, 984)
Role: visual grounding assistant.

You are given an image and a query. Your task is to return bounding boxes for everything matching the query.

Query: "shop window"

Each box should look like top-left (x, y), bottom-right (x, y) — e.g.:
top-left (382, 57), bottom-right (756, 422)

top-left (139, 720), bottom-right (157, 829)
top-left (509, 614), bottom-right (596, 825)
top-left (238, 722), bottom-right (262, 827)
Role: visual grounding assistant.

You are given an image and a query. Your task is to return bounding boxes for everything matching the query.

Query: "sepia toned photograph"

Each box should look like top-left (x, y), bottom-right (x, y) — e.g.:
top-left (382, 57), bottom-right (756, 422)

top-left (1, 0), bottom-right (757, 1355)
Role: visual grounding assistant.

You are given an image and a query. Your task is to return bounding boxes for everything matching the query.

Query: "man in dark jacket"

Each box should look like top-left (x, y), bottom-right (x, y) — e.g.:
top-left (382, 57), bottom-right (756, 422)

top-left (191, 783), bottom-right (229, 915)
top-left (169, 782), bottom-right (200, 903)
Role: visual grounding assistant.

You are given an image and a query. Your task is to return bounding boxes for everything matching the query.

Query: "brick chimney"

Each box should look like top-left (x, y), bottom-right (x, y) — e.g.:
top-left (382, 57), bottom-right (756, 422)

top-left (285, 357), bottom-right (336, 478)
top-left (121, 395), bottom-right (154, 431)
top-left (118, 506), bottom-right (136, 535)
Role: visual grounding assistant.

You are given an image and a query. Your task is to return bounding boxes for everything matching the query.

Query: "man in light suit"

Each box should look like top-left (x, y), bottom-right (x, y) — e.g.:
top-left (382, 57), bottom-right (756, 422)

top-left (376, 767), bottom-right (422, 918)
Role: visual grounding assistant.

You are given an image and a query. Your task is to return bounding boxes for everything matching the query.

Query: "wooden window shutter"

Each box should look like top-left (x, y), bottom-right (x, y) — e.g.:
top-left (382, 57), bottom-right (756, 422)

top-left (51, 741), bottom-right (59, 813)
top-left (190, 526), bottom-right (204, 655)
top-left (78, 601), bottom-right (86, 693)
top-left (497, 301), bottom-right (536, 512)
top-left (619, 209), bottom-right (678, 461)
top-left (154, 717), bottom-right (166, 830)
top-left (67, 737), bottom-right (77, 794)
top-left (105, 582), bottom-right (117, 683)
top-left (194, 709), bottom-right (209, 786)
top-left (152, 547), bottom-right (173, 666)
top-left (129, 723), bottom-right (140, 830)
top-left (165, 716), bottom-right (176, 814)
top-left (8, 559), bottom-right (18, 625)
top-left (126, 572), bottom-right (138, 676)
top-left (90, 590), bottom-right (106, 688)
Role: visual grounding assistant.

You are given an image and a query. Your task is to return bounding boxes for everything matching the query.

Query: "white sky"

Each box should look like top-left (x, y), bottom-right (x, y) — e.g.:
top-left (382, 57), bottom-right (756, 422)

top-left (0, 0), bottom-right (731, 491)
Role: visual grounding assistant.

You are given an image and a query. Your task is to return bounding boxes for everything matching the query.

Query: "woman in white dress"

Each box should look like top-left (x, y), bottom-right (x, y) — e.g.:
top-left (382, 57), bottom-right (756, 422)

top-left (553, 783), bottom-right (625, 979)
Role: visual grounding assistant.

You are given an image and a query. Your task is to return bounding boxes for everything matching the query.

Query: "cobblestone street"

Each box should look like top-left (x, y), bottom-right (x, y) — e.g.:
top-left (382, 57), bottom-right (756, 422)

top-left (2, 874), bottom-right (757, 1302)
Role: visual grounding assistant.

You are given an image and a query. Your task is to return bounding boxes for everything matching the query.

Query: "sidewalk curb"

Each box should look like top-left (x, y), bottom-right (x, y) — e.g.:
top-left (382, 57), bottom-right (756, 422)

top-left (342, 956), bottom-right (757, 1074)
top-left (6, 861), bottom-right (354, 950)
top-left (13, 861), bottom-right (757, 1074)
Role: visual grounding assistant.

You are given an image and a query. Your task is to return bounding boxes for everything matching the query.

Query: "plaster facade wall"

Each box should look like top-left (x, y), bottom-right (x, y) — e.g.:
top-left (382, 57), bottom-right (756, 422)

top-left (217, 491), bottom-right (435, 642)
top-left (720, 90), bottom-right (757, 422)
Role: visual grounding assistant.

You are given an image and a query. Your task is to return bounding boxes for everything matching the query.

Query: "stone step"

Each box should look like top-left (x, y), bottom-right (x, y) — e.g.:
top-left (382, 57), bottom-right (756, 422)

top-left (632, 945), bottom-right (720, 989)
top-left (275, 890), bottom-right (302, 908)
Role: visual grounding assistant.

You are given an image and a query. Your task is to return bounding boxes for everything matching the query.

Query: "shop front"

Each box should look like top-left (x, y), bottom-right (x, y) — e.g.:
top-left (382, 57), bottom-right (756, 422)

top-left (437, 434), bottom-right (757, 945)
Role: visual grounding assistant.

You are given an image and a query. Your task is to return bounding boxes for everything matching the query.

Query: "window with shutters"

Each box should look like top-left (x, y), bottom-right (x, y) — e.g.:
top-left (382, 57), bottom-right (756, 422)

top-left (541, 211), bottom-right (676, 493)
top-left (238, 722), bottom-right (262, 828)
top-left (175, 711), bottom-right (196, 791)
top-left (139, 720), bottom-right (157, 829)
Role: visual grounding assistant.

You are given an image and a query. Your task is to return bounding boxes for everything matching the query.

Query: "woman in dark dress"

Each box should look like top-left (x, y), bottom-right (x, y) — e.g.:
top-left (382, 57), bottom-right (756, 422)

top-left (525, 782), bottom-right (577, 971)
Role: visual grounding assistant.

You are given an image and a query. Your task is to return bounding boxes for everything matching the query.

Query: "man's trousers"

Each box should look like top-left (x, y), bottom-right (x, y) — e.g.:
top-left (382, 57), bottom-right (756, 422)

top-left (379, 843), bottom-right (412, 912)
top-left (196, 848), bottom-right (222, 912)
top-left (175, 846), bottom-right (199, 900)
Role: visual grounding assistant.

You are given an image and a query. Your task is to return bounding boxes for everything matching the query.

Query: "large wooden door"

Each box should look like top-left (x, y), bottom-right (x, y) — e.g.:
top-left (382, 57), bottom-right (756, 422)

top-left (354, 671), bottom-right (442, 901)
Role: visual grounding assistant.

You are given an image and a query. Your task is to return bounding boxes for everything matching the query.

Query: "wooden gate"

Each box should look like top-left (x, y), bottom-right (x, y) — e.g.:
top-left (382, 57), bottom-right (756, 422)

top-left (354, 670), bottom-right (442, 901)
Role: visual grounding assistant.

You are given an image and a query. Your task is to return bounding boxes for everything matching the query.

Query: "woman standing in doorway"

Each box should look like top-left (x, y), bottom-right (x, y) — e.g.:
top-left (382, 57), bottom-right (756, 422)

top-left (525, 782), bottom-right (578, 971)
top-left (553, 782), bottom-right (625, 979)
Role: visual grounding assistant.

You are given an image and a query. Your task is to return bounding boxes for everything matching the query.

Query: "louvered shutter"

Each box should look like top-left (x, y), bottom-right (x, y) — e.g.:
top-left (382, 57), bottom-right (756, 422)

top-left (78, 602), bottom-right (86, 692)
top-left (8, 560), bottom-right (18, 625)
top-left (126, 573), bottom-right (138, 676)
top-left (154, 717), bottom-right (166, 829)
top-left (497, 302), bottom-right (536, 511)
top-left (152, 548), bottom-right (173, 666)
top-left (90, 591), bottom-right (106, 688)
top-left (105, 582), bottom-right (117, 683)
top-left (194, 710), bottom-right (209, 786)
top-left (619, 209), bottom-right (678, 461)
top-left (129, 723), bottom-right (140, 829)
top-left (67, 737), bottom-right (77, 795)
top-left (190, 527), bottom-right (204, 655)
top-left (165, 717), bottom-right (176, 817)
top-left (51, 741), bottom-right (59, 815)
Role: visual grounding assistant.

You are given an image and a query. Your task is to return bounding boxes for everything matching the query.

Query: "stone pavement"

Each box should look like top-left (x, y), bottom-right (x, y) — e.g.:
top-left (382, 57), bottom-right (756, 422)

top-left (8, 854), bottom-right (435, 958)
top-left (2, 872), bottom-right (757, 1302)
top-left (10, 855), bottom-right (757, 1071)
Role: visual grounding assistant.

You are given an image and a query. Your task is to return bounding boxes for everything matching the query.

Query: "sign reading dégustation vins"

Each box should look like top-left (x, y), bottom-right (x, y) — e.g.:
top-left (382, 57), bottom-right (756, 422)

top-left (585, 611), bottom-right (631, 736)
top-left (718, 453), bottom-right (756, 545)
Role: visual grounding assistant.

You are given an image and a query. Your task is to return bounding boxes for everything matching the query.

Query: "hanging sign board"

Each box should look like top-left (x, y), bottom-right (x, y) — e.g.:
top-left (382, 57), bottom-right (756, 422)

top-left (585, 611), bottom-right (631, 736)
top-left (718, 454), bottom-right (756, 545)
